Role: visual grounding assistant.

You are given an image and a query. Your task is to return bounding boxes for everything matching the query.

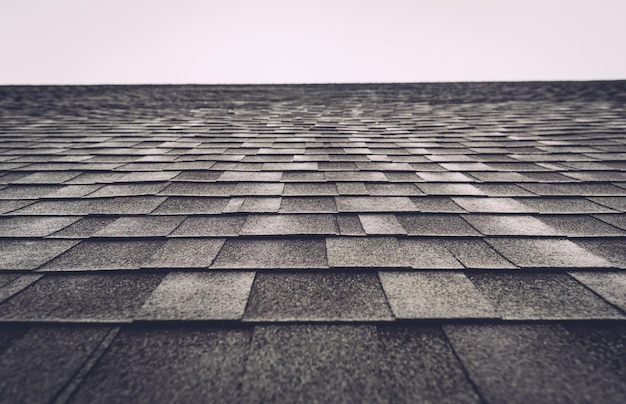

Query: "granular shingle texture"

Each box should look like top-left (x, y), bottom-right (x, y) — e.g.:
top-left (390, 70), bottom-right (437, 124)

top-left (1, 82), bottom-right (625, 401)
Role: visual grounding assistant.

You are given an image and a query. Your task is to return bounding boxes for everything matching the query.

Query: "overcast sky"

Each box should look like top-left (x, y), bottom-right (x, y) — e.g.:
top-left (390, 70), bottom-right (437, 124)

top-left (1, 0), bottom-right (625, 84)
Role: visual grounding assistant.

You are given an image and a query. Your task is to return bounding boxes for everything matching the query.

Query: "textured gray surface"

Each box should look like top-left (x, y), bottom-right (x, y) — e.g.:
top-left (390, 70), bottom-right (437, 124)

top-left (445, 324), bottom-right (626, 404)
top-left (0, 326), bottom-right (111, 404)
top-left (240, 325), bottom-right (389, 403)
top-left (486, 238), bottom-right (613, 268)
top-left (467, 272), bottom-right (624, 320)
top-left (69, 326), bottom-right (251, 403)
top-left (379, 272), bottom-right (498, 319)
top-left (0, 274), bottom-right (164, 321)
top-left (244, 272), bottom-right (392, 321)
top-left (213, 238), bottom-right (328, 268)
top-left (1, 82), bottom-right (626, 402)
top-left (139, 272), bottom-right (255, 320)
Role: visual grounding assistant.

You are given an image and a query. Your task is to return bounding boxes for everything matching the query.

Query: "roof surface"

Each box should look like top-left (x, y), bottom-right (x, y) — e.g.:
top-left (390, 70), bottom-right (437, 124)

top-left (0, 82), bottom-right (625, 403)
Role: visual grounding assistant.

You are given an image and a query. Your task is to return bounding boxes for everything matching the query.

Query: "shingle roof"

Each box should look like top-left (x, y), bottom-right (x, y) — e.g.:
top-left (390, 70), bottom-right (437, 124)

top-left (0, 82), bottom-right (625, 403)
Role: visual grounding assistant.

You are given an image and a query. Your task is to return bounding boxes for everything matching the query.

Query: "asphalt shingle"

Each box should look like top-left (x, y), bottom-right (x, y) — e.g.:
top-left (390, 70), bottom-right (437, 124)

top-left (0, 240), bottom-right (78, 270)
top-left (0, 216), bottom-right (79, 237)
top-left (41, 240), bottom-right (164, 271)
top-left (138, 272), bottom-right (255, 320)
top-left (212, 239), bottom-right (328, 269)
top-left (468, 272), bottom-right (624, 320)
top-left (486, 238), bottom-right (613, 269)
top-left (170, 216), bottom-right (246, 237)
top-left (244, 272), bottom-right (392, 321)
top-left (444, 324), bottom-right (626, 404)
top-left (379, 272), bottom-right (497, 319)
top-left (143, 238), bottom-right (225, 269)
top-left (396, 214), bottom-right (480, 236)
top-left (0, 274), bottom-right (164, 321)
top-left (69, 326), bottom-right (251, 403)
top-left (569, 271), bottom-right (626, 312)
top-left (240, 214), bottom-right (336, 236)
top-left (326, 237), bottom-right (405, 268)
top-left (94, 216), bottom-right (185, 237)
top-left (0, 326), bottom-right (112, 404)
top-left (240, 325), bottom-right (388, 403)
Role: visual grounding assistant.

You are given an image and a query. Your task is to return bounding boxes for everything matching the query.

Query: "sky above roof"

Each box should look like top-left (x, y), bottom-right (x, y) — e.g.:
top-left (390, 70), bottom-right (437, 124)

top-left (1, 0), bottom-right (625, 84)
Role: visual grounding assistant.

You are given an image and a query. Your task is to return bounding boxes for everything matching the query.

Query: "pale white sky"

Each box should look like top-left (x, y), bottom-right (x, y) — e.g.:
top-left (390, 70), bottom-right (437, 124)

top-left (1, 0), bottom-right (625, 84)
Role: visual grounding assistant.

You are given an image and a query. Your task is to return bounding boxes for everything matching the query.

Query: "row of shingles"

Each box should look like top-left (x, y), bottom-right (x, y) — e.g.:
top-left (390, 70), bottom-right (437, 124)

top-left (1, 321), bottom-right (626, 403)
top-left (1, 267), bottom-right (624, 323)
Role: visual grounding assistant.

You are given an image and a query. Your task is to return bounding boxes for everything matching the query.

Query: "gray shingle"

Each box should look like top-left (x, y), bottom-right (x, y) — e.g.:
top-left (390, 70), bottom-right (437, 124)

top-left (538, 215), bottom-right (626, 237)
top-left (119, 171), bottom-right (179, 182)
top-left (69, 326), bottom-right (251, 403)
top-left (0, 216), bottom-right (79, 237)
top-left (232, 182), bottom-right (284, 196)
top-left (468, 272), bottom-right (623, 320)
top-left (569, 271), bottom-right (626, 312)
top-left (44, 184), bottom-right (102, 198)
top-left (0, 274), bottom-right (44, 304)
top-left (86, 183), bottom-right (168, 198)
top-left (516, 197), bottom-right (616, 213)
top-left (396, 214), bottom-right (480, 236)
top-left (212, 239), bottom-right (328, 269)
top-left (337, 214), bottom-right (366, 235)
top-left (416, 172), bottom-right (472, 182)
top-left (326, 237), bottom-right (405, 268)
top-left (218, 171), bottom-right (282, 182)
top-left (170, 216), bottom-right (246, 237)
top-left (379, 272), bottom-right (498, 319)
top-left (571, 239), bottom-right (626, 269)
top-left (41, 240), bottom-right (164, 271)
top-left (587, 196), bottom-right (626, 211)
top-left (417, 183), bottom-right (485, 196)
top-left (336, 182), bottom-right (368, 195)
top-left (243, 272), bottom-right (392, 321)
top-left (594, 213), bottom-right (626, 230)
top-left (159, 182), bottom-right (234, 196)
top-left (47, 217), bottom-right (118, 238)
top-left (451, 197), bottom-right (534, 213)
top-left (358, 214), bottom-right (406, 235)
top-left (443, 239), bottom-right (517, 269)
top-left (143, 238), bottom-right (225, 269)
top-left (325, 171), bottom-right (388, 181)
top-left (279, 196), bottom-right (337, 213)
top-left (398, 238), bottom-right (465, 269)
top-left (0, 326), bottom-right (112, 404)
top-left (11, 171), bottom-right (81, 184)
top-left (0, 185), bottom-right (63, 199)
top-left (152, 197), bottom-right (227, 214)
top-left (376, 325), bottom-right (481, 403)
top-left (240, 325), bottom-right (388, 403)
top-left (0, 240), bottom-right (78, 270)
top-left (14, 197), bottom-right (167, 215)
top-left (409, 196), bottom-right (466, 212)
top-left (463, 214), bottom-right (561, 236)
top-left (0, 273), bottom-right (164, 321)
top-left (444, 324), bottom-right (626, 404)
top-left (282, 182), bottom-right (338, 196)
top-left (487, 238), bottom-right (613, 268)
top-left (336, 196), bottom-right (416, 212)
top-left (238, 197), bottom-right (281, 212)
top-left (138, 272), bottom-right (255, 320)
top-left (94, 216), bottom-right (185, 237)
top-left (240, 214), bottom-right (336, 235)
top-left (365, 183), bottom-right (424, 196)
top-left (0, 200), bottom-right (33, 214)
top-left (520, 183), bottom-right (625, 196)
